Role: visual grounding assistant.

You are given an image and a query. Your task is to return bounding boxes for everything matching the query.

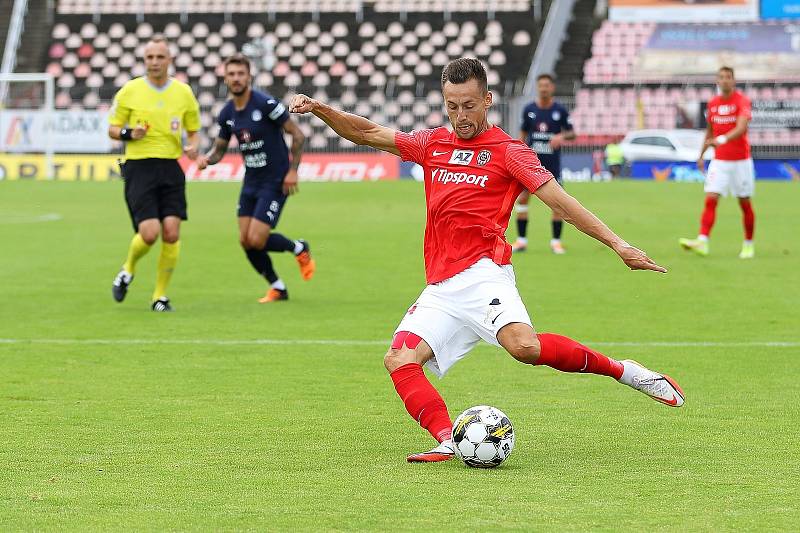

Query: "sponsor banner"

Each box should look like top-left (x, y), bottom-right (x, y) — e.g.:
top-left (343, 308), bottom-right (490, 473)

top-left (630, 160), bottom-right (798, 180)
top-left (0, 110), bottom-right (112, 153)
top-left (561, 152), bottom-right (613, 182)
top-left (636, 22), bottom-right (800, 81)
top-left (751, 101), bottom-right (800, 129)
top-left (182, 152), bottom-right (400, 182)
top-left (762, 0), bottom-right (800, 18)
top-left (0, 154), bottom-right (122, 180)
top-left (609, 0), bottom-right (758, 22)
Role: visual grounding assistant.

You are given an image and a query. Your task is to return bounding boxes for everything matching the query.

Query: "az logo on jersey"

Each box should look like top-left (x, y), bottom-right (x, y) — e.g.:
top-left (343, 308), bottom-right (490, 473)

top-left (449, 149), bottom-right (474, 165)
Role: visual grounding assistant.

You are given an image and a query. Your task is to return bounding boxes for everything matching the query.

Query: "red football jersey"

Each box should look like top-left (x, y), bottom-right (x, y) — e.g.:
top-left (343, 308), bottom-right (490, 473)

top-left (395, 125), bottom-right (553, 284)
top-left (708, 91), bottom-right (751, 161)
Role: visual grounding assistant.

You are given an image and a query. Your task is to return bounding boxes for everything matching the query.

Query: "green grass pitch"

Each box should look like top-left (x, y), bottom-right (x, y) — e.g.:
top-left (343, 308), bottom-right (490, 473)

top-left (1, 179), bottom-right (798, 531)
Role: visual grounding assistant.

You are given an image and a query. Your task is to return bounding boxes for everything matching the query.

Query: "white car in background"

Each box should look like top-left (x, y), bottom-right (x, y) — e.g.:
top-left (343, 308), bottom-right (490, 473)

top-left (620, 129), bottom-right (714, 162)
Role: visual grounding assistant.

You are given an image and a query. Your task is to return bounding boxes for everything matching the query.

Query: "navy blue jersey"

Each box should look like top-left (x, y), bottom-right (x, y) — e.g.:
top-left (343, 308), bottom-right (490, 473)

top-left (520, 101), bottom-right (573, 176)
top-left (217, 90), bottom-right (290, 184)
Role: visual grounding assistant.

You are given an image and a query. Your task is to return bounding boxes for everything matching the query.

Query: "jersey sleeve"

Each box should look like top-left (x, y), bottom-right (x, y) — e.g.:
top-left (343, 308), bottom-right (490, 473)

top-left (738, 95), bottom-right (752, 121)
top-left (505, 142), bottom-right (553, 192)
top-left (560, 106), bottom-right (574, 132)
top-left (108, 85), bottom-right (130, 127)
top-left (183, 87), bottom-right (201, 132)
top-left (394, 128), bottom-right (436, 164)
top-left (265, 97), bottom-right (289, 125)
top-left (519, 107), bottom-right (531, 132)
top-left (216, 108), bottom-right (232, 141)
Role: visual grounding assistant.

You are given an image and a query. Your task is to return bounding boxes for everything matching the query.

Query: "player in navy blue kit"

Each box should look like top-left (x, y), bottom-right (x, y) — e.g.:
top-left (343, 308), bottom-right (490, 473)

top-left (197, 53), bottom-right (315, 302)
top-left (513, 74), bottom-right (576, 254)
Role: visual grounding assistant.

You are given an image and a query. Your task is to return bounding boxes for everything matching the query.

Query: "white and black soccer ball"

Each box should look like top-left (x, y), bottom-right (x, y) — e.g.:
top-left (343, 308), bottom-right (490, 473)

top-left (452, 405), bottom-right (515, 468)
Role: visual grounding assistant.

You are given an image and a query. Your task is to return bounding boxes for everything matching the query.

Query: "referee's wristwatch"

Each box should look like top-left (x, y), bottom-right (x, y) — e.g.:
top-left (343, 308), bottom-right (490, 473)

top-left (119, 127), bottom-right (134, 141)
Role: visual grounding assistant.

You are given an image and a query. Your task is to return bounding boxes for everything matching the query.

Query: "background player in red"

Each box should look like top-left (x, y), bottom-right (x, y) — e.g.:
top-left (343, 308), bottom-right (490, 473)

top-left (291, 58), bottom-right (684, 463)
top-left (680, 66), bottom-right (755, 259)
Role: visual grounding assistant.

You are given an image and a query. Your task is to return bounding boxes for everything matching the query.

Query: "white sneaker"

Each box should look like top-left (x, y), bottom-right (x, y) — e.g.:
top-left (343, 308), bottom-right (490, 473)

top-left (407, 439), bottom-right (455, 463)
top-left (511, 239), bottom-right (528, 253)
top-left (620, 360), bottom-right (685, 407)
top-left (739, 242), bottom-right (754, 259)
top-left (550, 240), bottom-right (566, 254)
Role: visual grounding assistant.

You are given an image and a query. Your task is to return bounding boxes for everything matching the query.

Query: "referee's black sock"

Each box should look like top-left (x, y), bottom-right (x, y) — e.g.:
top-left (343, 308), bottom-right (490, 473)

top-left (552, 220), bottom-right (564, 240)
top-left (516, 218), bottom-right (528, 239)
top-left (245, 249), bottom-right (278, 283)
top-left (265, 233), bottom-right (295, 253)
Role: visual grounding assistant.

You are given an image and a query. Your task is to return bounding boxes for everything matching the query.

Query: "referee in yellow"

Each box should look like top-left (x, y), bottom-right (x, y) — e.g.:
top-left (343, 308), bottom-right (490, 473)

top-left (108, 35), bottom-right (201, 312)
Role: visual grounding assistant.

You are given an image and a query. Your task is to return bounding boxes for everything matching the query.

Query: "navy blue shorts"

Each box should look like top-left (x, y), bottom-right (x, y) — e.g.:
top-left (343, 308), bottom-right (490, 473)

top-left (238, 183), bottom-right (287, 228)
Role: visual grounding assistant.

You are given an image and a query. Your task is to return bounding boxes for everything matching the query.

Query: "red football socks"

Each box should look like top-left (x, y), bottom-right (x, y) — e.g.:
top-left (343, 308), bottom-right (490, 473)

top-left (699, 195), bottom-right (718, 237)
top-left (738, 198), bottom-right (755, 240)
top-left (535, 333), bottom-right (624, 380)
top-left (390, 363), bottom-right (453, 442)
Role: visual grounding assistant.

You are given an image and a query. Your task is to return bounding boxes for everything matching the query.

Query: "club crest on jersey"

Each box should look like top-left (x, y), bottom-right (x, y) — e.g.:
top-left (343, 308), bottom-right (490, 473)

top-left (449, 149), bottom-right (474, 165)
top-left (552, 111), bottom-right (561, 121)
top-left (170, 118), bottom-right (180, 131)
top-left (477, 149), bottom-right (491, 166)
top-left (252, 109), bottom-right (263, 121)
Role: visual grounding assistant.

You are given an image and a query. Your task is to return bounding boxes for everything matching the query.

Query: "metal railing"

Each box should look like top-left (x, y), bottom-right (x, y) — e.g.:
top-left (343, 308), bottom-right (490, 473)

top-left (0, 0), bottom-right (29, 106)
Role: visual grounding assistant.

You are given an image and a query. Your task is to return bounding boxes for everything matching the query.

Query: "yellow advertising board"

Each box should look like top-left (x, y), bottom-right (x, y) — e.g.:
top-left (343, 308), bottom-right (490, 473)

top-left (0, 154), bottom-right (123, 181)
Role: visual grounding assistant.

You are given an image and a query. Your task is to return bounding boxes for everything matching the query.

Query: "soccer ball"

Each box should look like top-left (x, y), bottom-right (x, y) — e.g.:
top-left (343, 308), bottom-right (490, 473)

top-left (452, 405), bottom-right (515, 468)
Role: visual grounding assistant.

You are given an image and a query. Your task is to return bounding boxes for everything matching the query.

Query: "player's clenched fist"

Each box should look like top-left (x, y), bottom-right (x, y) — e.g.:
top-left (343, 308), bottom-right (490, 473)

top-left (289, 94), bottom-right (318, 114)
top-left (131, 123), bottom-right (149, 140)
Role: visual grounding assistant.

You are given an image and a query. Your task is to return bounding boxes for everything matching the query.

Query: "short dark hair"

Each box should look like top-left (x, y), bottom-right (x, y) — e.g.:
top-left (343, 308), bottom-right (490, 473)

top-left (224, 53), bottom-right (251, 73)
top-left (536, 73), bottom-right (555, 83)
top-left (147, 34), bottom-right (168, 46)
top-left (441, 58), bottom-right (487, 93)
top-left (719, 66), bottom-right (735, 77)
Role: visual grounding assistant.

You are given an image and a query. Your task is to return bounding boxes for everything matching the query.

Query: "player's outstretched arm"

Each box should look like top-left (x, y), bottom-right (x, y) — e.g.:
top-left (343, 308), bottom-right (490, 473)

top-left (289, 94), bottom-right (401, 156)
top-left (534, 180), bottom-right (667, 273)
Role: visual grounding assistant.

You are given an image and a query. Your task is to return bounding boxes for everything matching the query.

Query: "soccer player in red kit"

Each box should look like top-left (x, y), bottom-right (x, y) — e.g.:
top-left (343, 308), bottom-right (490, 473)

top-left (680, 66), bottom-right (755, 259)
top-left (291, 58), bottom-right (684, 462)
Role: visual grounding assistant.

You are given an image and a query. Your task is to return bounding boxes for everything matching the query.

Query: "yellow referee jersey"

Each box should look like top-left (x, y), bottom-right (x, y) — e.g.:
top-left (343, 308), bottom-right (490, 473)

top-left (109, 77), bottom-right (201, 160)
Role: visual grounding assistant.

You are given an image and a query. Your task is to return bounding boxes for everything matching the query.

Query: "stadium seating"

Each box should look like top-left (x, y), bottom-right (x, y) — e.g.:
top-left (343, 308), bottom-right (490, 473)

top-left (46, 3), bottom-right (542, 149)
top-left (570, 85), bottom-right (800, 145)
top-left (571, 20), bottom-right (800, 144)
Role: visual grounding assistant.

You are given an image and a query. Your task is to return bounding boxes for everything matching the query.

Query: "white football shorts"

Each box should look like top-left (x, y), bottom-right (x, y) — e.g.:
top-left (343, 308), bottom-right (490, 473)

top-left (704, 158), bottom-right (755, 197)
top-left (393, 258), bottom-right (533, 378)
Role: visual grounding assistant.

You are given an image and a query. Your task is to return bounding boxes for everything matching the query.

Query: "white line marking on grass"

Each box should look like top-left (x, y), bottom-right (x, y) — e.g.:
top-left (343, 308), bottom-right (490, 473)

top-left (0, 213), bottom-right (62, 224)
top-left (0, 338), bottom-right (798, 348)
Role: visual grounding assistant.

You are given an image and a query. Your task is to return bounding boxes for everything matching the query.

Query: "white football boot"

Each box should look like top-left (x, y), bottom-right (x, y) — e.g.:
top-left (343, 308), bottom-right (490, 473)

top-left (619, 360), bottom-right (685, 407)
top-left (407, 440), bottom-right (455, 463)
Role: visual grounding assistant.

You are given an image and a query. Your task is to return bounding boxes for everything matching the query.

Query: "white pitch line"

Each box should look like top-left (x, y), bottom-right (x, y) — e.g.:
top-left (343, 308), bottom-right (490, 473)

top-left (0, 213), bottom-right (62, 224)
top-left (0, 338), bottom-right (798, 348)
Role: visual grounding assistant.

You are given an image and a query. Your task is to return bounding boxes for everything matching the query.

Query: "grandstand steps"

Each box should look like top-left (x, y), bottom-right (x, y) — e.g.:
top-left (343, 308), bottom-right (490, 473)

top-left (15, 0), bottom-right (51, 73)
top-left (554, 0), bottom-right (599, 97)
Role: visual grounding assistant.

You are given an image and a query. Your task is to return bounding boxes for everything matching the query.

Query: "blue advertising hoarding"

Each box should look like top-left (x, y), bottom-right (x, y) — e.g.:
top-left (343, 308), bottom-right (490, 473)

top-left (761, 1), bottom-right (800, 18)
top-left (630, 160), bottom-right (799, 181)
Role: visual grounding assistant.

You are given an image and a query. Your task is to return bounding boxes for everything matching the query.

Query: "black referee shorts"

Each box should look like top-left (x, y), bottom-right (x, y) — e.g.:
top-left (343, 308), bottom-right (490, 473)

top-left (121, 158), bottom-right (187, 232)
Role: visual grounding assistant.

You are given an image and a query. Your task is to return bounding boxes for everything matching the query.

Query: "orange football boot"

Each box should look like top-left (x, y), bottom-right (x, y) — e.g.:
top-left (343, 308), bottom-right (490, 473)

top-left (295, 240), bottom-right (316, 281)
top-left (258, 288), bottom-right (288, 303)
